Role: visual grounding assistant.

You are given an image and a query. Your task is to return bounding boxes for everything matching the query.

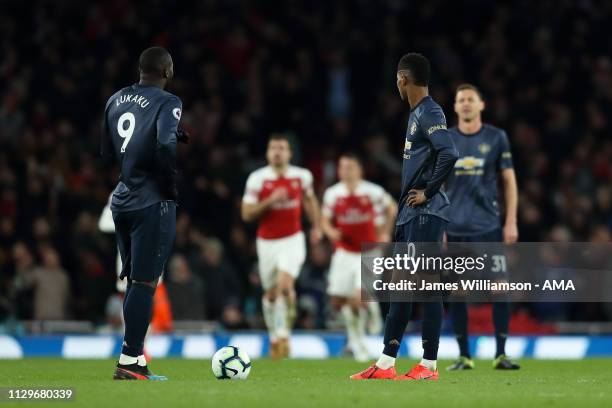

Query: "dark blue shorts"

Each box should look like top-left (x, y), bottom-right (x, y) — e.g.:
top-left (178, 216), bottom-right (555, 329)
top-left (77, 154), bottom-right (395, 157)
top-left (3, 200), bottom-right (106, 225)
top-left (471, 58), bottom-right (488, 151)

top-left (112, 201), bottom-right (176, 282)
top-left (395, 215), bottom-right (447, 243)
top-left (447, 227), bottom-right (502, 243)
top-left (392, 216), bottom-right (447, 302)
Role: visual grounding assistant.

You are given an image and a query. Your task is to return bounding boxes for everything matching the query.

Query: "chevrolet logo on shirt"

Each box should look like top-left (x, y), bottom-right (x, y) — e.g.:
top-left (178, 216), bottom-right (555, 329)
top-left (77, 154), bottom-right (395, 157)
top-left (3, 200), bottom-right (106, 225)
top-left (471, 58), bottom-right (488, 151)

top-left (455, 156), bottom-right (485, 169)
top-left (454, 156), bottom-right (485, 175)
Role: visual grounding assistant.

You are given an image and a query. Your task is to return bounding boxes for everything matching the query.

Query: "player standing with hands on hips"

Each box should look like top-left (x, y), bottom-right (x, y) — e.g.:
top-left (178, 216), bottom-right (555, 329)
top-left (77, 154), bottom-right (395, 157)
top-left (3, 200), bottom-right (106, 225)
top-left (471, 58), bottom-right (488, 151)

top-left (101, 46), bottom-right (188, 380)
top-left (445, 84), bottom-right (520, 371)
top-left (351, 53), bottom-right (458, 381)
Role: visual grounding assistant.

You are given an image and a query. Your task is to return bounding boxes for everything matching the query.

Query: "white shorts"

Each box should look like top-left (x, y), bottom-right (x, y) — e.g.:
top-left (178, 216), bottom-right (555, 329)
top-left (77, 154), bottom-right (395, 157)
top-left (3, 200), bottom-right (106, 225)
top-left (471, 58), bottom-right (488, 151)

top-left (256, 231), bottom-right (306, 290)
top-left (328, 248), bottom-right (362, 297)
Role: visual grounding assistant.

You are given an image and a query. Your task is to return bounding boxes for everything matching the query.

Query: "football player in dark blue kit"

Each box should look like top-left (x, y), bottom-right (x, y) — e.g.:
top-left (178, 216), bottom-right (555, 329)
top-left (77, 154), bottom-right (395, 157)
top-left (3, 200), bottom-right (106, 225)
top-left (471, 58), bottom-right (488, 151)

top-left (351, 53), bottom-right (458, 381)
top-left (445, 84), bottom-right (520, 371)
top-left (101, 46), bottom-right (187, 380)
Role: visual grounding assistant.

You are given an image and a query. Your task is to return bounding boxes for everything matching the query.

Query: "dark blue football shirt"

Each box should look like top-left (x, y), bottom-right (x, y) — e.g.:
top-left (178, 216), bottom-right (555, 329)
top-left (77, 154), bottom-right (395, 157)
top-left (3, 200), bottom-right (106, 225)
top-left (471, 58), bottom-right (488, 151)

top-left (101, 83), bottom-right (182, 212)
top-left (445, 124), bottom-right (513, 236)
top-left (396, 96), bottom-right (459, 226)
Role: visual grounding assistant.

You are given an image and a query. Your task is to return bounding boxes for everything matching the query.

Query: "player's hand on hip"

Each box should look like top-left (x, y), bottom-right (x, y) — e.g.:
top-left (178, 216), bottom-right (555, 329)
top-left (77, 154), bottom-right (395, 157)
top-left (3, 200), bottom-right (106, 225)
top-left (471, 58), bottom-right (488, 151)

top-left (503, 223), bottom-right (518, 243)
top-left (407, 189), bottom-right (426, 207)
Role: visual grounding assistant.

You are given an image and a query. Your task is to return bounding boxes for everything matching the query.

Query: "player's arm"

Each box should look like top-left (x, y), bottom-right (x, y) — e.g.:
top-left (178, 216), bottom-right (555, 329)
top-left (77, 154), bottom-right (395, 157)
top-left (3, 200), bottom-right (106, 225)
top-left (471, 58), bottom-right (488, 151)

top-left (407, 107), bottom-right (459, 206)
top-left (374, 189), bottom-right (397, 242)
top-left (241, 190), bottom-right (285, 222)
top-left (377, 193), bottom-right (397, 242)
top-left (320, 190), bottom-right (341, 242)
top-left (501, 168), bottom-right (518, 243)
top-left (303, 189), bottom-right (322, 244)
top-left (498, 133), bottom-right (518, 243)
top-left (156, 96), bottom-right (181, 200)
top-left (241, 171), bottom-right (287, 222)
top-left (299, 170), bottom-right (322, 243)
top-left (321, 214), bottom-right (341, 242)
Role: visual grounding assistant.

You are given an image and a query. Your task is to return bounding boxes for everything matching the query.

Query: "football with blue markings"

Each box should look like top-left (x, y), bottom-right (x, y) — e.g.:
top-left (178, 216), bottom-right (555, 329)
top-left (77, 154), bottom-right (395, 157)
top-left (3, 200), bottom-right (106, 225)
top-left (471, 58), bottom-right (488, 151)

top-left (211, 346), bottom-right (251, 380)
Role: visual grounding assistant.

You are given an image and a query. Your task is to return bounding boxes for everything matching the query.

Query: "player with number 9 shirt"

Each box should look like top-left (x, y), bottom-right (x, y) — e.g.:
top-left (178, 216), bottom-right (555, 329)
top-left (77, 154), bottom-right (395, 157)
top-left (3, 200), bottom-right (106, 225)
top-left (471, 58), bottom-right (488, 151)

top-left (101, 46), bottom-right (186, 380)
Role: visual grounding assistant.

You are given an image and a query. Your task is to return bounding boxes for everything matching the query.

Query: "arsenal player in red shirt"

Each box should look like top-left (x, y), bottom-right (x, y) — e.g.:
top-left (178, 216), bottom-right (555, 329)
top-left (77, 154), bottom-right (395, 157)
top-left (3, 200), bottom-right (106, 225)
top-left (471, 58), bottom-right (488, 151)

top-left (241, 134), bottom-right (322, 359)
top-left (322, 153), bottom-right (397, 361)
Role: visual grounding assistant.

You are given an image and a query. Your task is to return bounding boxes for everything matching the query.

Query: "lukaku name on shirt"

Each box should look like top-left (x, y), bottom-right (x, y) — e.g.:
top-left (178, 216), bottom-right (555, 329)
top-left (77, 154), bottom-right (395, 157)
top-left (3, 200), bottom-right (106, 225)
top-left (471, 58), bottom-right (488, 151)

top-left (115, 93), bottom-right (151, 109)
top-left (101, 83), bottom-right (182, 213)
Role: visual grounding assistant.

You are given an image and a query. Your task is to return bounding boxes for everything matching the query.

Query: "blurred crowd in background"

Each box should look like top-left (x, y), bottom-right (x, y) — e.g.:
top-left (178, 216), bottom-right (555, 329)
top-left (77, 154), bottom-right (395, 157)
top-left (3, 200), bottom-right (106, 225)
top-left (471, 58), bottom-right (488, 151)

top-left (0, 0), bottom-right (611, 332)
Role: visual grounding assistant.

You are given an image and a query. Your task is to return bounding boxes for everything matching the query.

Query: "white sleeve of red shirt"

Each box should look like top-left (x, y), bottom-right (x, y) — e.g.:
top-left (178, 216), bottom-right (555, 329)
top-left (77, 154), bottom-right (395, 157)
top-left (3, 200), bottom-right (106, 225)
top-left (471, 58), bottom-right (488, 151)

top-left (371, 185), bottom-right (392, 226)
top-left (242, 171), bottom-right (262, 204)
top-left (322, 187), bottom-right (335, 218)
top-left (242, 165), bottom-right (315, 239)
top-left (298, 167), bottom-right (314, 197)
top-left (242, 165), bottom-right (314, 205)
top-left (322, 181), bottom-right (391, 223)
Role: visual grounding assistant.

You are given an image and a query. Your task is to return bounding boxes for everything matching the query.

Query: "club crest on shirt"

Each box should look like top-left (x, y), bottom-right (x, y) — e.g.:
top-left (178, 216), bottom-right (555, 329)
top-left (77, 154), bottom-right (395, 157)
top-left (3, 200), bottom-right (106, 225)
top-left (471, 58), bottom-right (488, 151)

top-left (478, 143), bottom-right (491, 155)
top-left (172, 108), bottom-right (182, 120)
top-left (410, 122), bottom-right (417, 135)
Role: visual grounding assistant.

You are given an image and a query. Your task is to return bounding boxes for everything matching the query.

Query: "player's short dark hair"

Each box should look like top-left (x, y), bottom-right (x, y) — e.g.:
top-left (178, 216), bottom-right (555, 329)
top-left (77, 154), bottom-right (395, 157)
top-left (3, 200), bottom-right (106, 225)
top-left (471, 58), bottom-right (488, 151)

top-left (268, 133), bottom-right (292, 151)
top-left (268, 133), bottom-right (289, 143)
top-left (139, 46), bottom-right (172, 76)
top-left (339, 152), bottom-right (362, 165)
top-left (397, 53), bottom-right (430, 86)
top-left (456, 83), bottom-right (483, 100)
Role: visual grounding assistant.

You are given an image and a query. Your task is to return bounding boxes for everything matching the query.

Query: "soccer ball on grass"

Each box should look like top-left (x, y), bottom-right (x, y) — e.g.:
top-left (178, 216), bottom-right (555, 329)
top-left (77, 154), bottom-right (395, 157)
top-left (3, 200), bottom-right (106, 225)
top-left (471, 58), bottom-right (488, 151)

top-left (211, 346), bottom-right (251, 380)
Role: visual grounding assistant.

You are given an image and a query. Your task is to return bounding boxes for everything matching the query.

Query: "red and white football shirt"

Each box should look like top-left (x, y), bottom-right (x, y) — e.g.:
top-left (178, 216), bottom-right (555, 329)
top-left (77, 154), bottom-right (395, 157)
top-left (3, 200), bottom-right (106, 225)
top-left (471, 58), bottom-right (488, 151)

top-left (322, 180), bottom-right (391, 252)
top-left (243, 165), bottom-right (314, 239)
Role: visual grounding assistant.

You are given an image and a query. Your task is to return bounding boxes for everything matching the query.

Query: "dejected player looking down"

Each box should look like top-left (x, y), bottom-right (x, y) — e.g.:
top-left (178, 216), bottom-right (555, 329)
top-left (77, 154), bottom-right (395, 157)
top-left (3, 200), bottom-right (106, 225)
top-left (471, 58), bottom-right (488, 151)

top-left (350, 53), bottom-right (459, 381)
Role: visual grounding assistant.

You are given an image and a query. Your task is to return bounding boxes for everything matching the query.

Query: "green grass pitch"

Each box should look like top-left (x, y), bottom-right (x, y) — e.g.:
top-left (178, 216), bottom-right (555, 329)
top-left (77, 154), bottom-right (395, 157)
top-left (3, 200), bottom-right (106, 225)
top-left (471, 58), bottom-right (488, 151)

top-left (1, 358), bottom-right (611, 407)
